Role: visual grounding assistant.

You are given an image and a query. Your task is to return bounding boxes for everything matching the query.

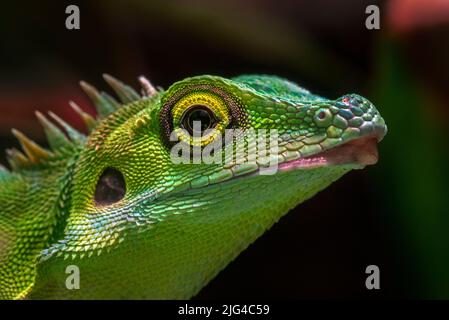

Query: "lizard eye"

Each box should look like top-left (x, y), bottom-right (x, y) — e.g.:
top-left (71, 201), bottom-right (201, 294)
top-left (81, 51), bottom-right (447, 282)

top-left (159, 84), bottom-right (246, 147)
top-left (181, 105), bottom-right (218, 136)
top-left (94, 168), bottom-right (126, 206)
top-left (164, 91), bottom-right (230, 147)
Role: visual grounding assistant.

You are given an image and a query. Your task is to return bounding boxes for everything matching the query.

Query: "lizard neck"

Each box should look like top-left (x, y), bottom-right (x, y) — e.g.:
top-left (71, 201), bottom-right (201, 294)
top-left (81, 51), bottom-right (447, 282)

top-left (0, 149), bottom-right (80, 299)
top-left (27, 165), bottom-right (349, 299)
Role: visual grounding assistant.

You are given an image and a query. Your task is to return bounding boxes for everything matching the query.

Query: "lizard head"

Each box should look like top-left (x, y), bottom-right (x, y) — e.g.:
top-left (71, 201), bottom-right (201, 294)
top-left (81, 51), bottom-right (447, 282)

top-left (31, 75), bottom-right (386, 299)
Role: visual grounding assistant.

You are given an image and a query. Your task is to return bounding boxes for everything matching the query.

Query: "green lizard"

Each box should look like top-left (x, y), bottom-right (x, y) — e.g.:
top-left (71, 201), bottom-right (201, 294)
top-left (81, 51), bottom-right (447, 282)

top-left (0, 74), bottom-right (386, 299)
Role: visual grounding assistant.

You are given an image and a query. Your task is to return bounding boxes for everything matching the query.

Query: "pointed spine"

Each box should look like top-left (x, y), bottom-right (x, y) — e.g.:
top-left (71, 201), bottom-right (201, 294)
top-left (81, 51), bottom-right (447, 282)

top-left (0, 163), bottom-right (8, 174)
top-left (6, 148), bottom-right (29, 170)
top-left (100, 92), bottom-right (120, 110)
top-left (69, 101), bottom-right (97, 132)
top-left (79, 81), bottom-right (118, 118)
top-left (48, 112), bottom-right (85, 143)
top-left (103, 74), bottom-right (140, 104)
top-left (11, 129), bottom-right (52, 163)
top-left (138, 75), bottom-right (157, 97)
top-left (35, 111), bottom-right (71, 150)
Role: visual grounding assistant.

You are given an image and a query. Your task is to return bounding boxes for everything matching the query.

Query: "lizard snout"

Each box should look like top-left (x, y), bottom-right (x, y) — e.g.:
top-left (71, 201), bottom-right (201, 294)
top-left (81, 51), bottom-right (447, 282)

top-left (333, 94), bottom-right (387, 142)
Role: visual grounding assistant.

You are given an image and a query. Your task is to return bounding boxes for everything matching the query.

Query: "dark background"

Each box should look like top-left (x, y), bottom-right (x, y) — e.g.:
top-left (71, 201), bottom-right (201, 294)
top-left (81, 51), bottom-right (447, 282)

top-left (1, 0), bottom-right (448, 299)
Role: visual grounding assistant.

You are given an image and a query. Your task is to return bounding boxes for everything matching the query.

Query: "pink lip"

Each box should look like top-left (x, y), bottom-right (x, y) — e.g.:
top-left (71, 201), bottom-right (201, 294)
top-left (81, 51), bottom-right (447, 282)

top-left (279, 136), bottom-right (379, 171)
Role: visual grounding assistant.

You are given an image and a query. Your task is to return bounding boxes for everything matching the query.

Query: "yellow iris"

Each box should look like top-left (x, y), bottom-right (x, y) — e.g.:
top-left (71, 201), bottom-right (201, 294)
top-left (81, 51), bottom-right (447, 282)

top-left (172, 91), bottom-right (230, 147)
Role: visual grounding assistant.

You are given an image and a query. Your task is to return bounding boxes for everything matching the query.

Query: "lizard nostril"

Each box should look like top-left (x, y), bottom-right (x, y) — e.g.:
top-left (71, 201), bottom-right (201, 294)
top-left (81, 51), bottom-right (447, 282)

top-left (314, 108), bottom-right (333, 127)
top-left (317, 111), bottom-right (326, 119)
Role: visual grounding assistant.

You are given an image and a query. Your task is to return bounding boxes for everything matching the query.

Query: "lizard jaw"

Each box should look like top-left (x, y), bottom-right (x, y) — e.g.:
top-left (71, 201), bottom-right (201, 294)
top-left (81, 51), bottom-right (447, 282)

top-left (168, 130), bottom-right (385, 195)
top-left (278, 135), bottom-right (380, 172)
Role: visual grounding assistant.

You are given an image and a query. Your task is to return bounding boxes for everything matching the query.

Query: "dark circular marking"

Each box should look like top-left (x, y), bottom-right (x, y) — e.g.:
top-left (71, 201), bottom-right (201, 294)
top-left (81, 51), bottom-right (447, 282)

top-left (94, 168), bottom-right (126, 206)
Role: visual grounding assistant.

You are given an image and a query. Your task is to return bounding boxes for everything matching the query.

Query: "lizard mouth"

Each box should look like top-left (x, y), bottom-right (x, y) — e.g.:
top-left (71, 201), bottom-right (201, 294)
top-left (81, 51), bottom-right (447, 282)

top-left (279, 135), bottom-right (380, 172)
top-left (166, 129), bottom-right (385, 196)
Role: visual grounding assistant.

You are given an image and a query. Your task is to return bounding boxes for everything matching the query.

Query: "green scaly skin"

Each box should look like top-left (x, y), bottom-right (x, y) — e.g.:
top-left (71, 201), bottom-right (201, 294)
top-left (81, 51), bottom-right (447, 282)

top-left (0, 74), bottom-right (387, 299)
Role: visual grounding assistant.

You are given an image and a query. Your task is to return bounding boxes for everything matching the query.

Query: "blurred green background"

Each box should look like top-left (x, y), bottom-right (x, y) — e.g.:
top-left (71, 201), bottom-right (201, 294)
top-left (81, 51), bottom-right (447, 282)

top-left (0, 0), bottom-right (448, 298)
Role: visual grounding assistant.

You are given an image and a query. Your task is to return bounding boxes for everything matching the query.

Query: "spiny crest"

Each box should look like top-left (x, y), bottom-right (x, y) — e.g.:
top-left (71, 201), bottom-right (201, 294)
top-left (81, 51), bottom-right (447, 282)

top-left (5, 74), bottom-right (158, 171)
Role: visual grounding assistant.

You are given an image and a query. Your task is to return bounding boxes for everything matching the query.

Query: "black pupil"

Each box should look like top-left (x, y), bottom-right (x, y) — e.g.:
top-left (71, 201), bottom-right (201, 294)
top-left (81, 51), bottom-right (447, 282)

top-left (94, 168), bottom-right (126, 206)
top-left (318, 111), bottom-right (326, 119)
top-left (184, 105), bottom-right (214, 135)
